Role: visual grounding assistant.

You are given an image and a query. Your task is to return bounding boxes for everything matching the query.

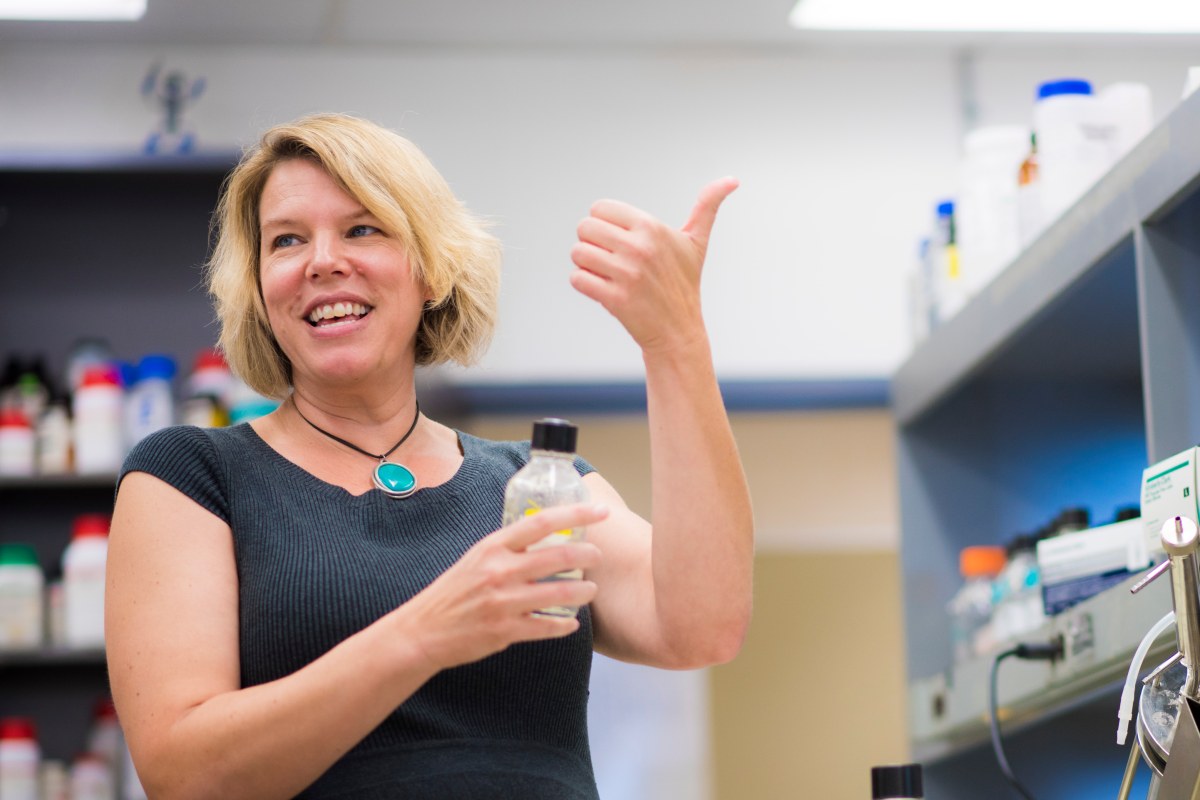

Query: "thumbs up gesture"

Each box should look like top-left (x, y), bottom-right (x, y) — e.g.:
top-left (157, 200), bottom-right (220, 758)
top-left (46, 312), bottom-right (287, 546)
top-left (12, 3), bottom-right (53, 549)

top-left (569, 177), bottom-right (739, 356)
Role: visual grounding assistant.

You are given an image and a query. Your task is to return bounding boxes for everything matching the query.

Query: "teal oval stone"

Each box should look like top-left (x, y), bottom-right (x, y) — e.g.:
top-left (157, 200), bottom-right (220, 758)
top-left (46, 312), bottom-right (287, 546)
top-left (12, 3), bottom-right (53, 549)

top-left (373, 461), bottom-right (416, 498)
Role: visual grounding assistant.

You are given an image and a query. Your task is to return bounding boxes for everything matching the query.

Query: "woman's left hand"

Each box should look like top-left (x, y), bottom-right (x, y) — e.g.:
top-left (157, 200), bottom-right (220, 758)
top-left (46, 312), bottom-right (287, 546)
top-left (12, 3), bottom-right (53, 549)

top-left (569, 177), bottom-right (739, 356)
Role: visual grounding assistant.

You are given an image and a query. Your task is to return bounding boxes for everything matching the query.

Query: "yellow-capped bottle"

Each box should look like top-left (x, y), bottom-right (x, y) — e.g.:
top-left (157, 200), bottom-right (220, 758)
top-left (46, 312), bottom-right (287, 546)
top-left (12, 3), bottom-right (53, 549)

top-left (503, 418), bottom-right (589, 618)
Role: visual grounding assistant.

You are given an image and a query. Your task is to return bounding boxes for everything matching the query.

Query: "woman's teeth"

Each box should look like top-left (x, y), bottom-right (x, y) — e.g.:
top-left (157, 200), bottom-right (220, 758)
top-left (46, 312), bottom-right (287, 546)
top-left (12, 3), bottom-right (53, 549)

top-left (308, 302), bottom-right (370, 325)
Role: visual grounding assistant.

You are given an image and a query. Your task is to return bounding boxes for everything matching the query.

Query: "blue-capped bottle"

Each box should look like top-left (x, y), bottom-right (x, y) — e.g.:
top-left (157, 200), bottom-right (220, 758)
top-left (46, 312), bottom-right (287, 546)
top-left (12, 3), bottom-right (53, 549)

top-left (503, 418), bottom-right (589, 618)
top-left (124, 354), bottom-right (176, 448)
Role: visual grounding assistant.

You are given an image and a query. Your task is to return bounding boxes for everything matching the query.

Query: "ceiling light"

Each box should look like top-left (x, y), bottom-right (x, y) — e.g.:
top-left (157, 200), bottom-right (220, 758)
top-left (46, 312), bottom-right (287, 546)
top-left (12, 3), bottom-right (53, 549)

top-left (0, 0), bottom-right (146, 21)
top-left (789, 0), bottom-right (1200, 33)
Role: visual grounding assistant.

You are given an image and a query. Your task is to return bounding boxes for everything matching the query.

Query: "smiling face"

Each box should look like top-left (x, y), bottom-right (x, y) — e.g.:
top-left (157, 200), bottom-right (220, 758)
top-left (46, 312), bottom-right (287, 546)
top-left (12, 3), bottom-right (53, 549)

top-left (258, 157), bottom-right (427, 395)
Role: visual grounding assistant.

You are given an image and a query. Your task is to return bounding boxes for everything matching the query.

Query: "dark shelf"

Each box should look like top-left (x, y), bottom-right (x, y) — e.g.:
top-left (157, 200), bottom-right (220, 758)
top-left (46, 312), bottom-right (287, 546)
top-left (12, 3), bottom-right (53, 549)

top-left (0, 648), bottom-right (106, 667)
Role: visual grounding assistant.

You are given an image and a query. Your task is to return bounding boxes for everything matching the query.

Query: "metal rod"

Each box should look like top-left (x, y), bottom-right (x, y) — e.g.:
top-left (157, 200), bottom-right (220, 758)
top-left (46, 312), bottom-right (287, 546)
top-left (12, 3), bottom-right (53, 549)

top-left (1161, 517), bottom-right (1200, 698)
top-left (1133, 560), bottom-right (1173, 594)
top-left (1118, 740), bottom-right (1141, 800)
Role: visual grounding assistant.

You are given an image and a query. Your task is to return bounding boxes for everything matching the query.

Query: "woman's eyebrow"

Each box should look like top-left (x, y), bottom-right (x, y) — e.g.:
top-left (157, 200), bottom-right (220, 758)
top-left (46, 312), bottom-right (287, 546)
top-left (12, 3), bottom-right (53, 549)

top-left (260, 209), bottom-right (376, 231)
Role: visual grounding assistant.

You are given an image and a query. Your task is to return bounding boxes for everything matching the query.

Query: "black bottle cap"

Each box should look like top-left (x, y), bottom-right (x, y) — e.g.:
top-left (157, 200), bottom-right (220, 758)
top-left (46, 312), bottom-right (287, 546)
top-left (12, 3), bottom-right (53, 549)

top-left (872, 763), bottom-right (923, 799)
top-left (531, 418), bottom-right (577, 454)
top-left (1115, 505), bottom-right (1141, 522)
top-left (1006, 533), bottom-right (1036, 556)
top-left (1056, 507), bottom-right (1090, 530)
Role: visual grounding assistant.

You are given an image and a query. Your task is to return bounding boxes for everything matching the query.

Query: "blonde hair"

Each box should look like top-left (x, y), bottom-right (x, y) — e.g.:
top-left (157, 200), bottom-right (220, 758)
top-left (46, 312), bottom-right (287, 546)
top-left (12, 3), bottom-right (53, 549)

top-left (206, 113), bottom-right (502, 399)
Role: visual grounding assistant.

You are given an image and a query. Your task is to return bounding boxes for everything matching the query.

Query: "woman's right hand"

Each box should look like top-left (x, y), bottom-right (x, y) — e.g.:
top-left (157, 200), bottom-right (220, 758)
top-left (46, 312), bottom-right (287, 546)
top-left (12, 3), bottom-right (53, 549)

top-left (399, 503), bottom-right (609, 671)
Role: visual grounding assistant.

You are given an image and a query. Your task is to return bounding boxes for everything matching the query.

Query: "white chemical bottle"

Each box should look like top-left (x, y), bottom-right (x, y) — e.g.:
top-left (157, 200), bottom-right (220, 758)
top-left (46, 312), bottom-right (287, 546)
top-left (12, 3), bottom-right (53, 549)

top-left (0, 544), bottom-right (44, 650)
top-left (73, 366), bottom-right (124, 475)
top-left (63, 514), bottom-right (110, 649)
top-left (502, 418), bottom-right (589, 618)
top-left (69, 753), bottom-right (113, 800)
top-left (0, 408), bottom-right (35, 477)
top-left (0, 717), bottom-right (40, 800)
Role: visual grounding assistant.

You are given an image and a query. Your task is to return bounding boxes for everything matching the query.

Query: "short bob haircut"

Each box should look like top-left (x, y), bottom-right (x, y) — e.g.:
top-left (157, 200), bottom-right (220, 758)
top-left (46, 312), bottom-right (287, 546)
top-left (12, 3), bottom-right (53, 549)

top-left (206, 113), bottom-right (502, 400)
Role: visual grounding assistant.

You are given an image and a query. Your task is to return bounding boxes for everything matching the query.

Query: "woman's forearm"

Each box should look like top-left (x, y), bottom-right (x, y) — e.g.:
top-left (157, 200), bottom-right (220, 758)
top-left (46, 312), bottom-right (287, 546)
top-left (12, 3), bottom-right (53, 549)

top-left (130, 610), bottom-right (437, 800)
top-left (642, 336), bottom-right (754, 667)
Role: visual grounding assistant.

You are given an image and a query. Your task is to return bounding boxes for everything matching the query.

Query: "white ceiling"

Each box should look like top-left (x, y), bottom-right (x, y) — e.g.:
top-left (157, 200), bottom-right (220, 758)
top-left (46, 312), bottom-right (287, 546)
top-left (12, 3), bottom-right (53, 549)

top-left (3, 0), bottom-right (1199, 50)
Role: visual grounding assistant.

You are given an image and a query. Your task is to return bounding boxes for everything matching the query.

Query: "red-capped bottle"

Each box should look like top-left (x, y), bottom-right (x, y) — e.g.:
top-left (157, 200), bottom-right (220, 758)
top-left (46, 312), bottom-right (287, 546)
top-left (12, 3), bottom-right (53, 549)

top-left (63, 514), bottom-right (110, 649)
top-left (0, 716), bottom-right (40, 800)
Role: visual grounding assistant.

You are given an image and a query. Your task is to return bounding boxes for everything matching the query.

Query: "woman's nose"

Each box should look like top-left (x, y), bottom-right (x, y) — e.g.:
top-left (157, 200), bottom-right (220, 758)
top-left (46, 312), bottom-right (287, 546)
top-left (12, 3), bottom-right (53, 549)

top-left (307, 233), bottom-right (348, 279)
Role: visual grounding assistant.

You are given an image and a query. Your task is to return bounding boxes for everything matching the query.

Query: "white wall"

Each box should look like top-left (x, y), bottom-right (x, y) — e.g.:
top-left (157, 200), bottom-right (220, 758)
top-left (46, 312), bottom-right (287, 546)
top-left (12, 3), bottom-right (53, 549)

top-left (1, 42), bottom-right (1195, 384)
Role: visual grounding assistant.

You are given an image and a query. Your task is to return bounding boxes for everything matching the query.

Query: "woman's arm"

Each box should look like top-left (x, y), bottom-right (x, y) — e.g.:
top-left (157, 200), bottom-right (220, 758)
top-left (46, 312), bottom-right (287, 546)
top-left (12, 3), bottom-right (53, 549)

top-left (107, 471), bottom-right (606, 800)
top-left (569, 179), bottom-right (754, 669)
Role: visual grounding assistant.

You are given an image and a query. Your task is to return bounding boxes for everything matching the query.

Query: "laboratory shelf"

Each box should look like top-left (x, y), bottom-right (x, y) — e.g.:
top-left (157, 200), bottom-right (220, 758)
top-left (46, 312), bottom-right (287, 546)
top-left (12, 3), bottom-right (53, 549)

top-left (908, 574), bottom-right (1172, 763)
top-left (892, 87), bottom-right (1200, 427)
top-left (894, 88), bottom-right (1200, 795)
top-left (0, 474), bottom-right (118, 490)
top-left (0, 158), bottom-right (237, 763)
top-left (0, 648), bottom-right (107, 668)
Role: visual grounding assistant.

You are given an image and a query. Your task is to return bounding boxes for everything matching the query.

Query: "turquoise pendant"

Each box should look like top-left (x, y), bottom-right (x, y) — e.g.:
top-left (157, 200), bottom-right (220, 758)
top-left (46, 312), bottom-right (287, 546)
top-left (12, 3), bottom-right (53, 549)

top-left (373, 460), bottom-right (417, 499)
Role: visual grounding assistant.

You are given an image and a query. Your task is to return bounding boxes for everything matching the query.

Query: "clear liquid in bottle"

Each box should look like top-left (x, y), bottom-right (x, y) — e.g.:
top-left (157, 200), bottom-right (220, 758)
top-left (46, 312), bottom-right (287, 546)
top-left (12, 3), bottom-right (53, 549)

top-left (502, 418), bottom-right (589, 618)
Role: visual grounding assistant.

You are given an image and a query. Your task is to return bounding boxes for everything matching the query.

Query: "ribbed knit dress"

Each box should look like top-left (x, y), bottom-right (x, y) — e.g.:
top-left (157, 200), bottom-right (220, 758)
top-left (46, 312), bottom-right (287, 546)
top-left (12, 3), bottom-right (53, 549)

top-left (119, 423), bottom-right (600, 799)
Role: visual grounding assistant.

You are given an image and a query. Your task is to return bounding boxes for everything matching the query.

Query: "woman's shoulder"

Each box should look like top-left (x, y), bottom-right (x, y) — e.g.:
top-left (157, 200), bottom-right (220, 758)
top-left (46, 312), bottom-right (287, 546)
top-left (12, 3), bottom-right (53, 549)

top-left (455, 430), bottom-right (594, 477)
top-left (456, 430), bottom-right (531, 466)
top-left (117, 424), bottom-right (248, 522)
top-left (122, 423), bottom-right (254, 467)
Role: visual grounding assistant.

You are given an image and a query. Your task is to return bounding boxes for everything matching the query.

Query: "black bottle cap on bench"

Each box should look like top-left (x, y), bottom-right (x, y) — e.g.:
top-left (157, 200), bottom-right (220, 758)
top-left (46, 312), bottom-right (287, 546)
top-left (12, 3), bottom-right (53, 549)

top-left (871, 763), bottom-right (923, 799)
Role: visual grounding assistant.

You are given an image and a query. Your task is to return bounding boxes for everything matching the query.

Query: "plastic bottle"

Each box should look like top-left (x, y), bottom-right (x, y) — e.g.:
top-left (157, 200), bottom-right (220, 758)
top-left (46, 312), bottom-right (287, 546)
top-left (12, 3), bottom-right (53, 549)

top-left (0, 717), bottom-right (41, 800)
top-left (502, 418), bottom-right (589, 618)
top-left (64, 339), bottom-right (116, 394)
top-left (124, 354), bottom-right (176, 448)
top-left (73, 366), bottom-right (124, 475)
top-left (13, 363), bottom-right (49, 427)
top-left (992, 534), bottom-right (1044, 644)
top-left (181, 348), bottom-right (232, 428)
top-left (1033, 78), bottom-right (1112, 223)
top-left (1099, 82), bottom-right (1153, 162)
top-left (69, 753), bottom-right (113, 800)
top-left (87, 698), bottom-right (121, 767)
top-left (931, 200), bottom-right (966, 324)
top-left (1016, 131), bottom-right (1042, 247)
top-left (947, 545), bottom-right (1007, 662)
top-left (41, 759), bottom-right (70, 800)
top-left (956, 125), bottom-right (1029, 295)
top-left (907, 237), bottom-right (934, 346)
top-left (63, 514), bottom-right (110, 649)
top-left (0, 407), bottom-right (36, 477)
top-left (36, 399), bottom-right (72, 476)
top-left (871, 763), bottom-right (924, 799)
top-left (0, 544), bottom-right (44, 650)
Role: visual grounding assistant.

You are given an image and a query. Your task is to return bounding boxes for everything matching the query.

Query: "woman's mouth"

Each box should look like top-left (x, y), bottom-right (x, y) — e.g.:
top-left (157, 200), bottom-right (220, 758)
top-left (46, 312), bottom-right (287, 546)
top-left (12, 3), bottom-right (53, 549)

top-left (307, 302), bottom-right (372, 327)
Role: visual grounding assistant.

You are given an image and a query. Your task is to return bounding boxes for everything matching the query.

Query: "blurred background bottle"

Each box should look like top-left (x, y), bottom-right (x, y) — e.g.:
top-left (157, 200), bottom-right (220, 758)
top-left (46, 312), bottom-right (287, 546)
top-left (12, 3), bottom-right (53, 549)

top-left (947, 545), bottom-right (1007, 662)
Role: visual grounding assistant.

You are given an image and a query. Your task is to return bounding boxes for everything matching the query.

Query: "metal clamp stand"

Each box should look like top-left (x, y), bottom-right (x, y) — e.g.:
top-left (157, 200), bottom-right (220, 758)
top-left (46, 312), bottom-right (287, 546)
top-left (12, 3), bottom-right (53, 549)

top-left (1120, 516), bottom-right (1200, 799)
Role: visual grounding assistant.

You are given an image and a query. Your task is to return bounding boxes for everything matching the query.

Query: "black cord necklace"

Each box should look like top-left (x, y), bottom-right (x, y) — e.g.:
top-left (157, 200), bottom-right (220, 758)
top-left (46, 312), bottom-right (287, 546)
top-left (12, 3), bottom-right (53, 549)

top-left (292, 396), bottom-right (421, 499)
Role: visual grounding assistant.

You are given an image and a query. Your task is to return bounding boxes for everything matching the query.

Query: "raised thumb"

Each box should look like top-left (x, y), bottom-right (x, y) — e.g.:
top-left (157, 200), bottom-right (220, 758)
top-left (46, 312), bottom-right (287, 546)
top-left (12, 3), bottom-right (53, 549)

top-left (682, 176), bottom-right (739, 241)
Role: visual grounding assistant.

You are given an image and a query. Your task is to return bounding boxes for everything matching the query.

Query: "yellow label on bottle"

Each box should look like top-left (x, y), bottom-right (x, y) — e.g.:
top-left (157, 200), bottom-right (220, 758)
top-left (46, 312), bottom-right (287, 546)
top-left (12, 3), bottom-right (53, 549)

top-left (523, 504), bottom-right (572, 538)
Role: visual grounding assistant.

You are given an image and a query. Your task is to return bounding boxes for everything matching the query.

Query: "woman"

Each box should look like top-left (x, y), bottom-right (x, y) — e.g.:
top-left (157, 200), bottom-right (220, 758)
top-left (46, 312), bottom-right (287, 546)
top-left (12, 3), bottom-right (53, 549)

top-left (106, 113), bottom-right (752, 799)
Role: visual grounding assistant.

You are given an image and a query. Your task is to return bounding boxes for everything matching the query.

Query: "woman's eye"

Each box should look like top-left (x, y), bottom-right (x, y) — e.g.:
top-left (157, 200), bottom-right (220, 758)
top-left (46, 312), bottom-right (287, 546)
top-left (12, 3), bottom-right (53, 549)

top-left (273, 234), bottom-right (300, 248)
top-left (349, 224), bottom-right (379, 238)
